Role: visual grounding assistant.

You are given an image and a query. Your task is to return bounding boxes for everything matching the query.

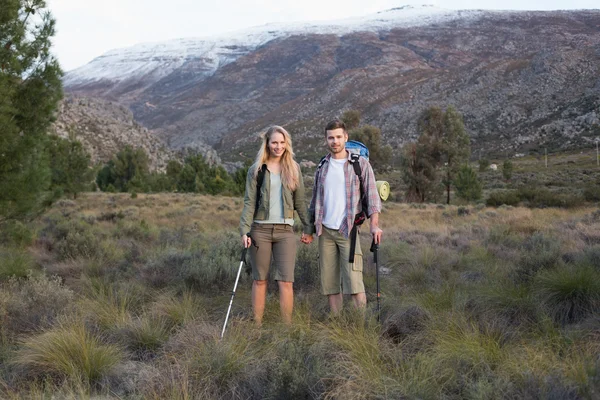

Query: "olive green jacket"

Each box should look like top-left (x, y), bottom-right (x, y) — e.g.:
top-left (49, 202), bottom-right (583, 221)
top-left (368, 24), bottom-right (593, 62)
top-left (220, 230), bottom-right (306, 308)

top-left (239, 164), bottom-right (314, 236)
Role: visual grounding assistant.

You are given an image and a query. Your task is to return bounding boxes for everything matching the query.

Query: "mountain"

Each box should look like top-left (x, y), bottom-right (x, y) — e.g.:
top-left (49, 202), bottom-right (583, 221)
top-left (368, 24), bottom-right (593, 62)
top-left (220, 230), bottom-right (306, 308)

top-left (64, 5), bottom-right (600, 164)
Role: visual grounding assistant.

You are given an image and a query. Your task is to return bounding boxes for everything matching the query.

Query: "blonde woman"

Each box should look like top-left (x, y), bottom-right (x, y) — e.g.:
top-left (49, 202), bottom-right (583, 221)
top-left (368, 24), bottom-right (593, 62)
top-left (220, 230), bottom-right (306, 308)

top-left (239, 126), bottom-right (314, 325)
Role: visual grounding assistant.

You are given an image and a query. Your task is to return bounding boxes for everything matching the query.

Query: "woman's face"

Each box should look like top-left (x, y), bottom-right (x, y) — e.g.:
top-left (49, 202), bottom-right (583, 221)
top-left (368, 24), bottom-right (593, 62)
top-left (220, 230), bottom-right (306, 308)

top-left (268, 132), bottom-right (286, 160)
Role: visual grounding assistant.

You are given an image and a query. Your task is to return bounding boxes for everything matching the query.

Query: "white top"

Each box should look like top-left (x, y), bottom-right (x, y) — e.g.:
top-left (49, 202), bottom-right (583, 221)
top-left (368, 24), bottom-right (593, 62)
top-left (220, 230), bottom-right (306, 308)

top-left (255, 172), bottom-right (294, 226)
top-left (322, 158), bottom-right (347, 230)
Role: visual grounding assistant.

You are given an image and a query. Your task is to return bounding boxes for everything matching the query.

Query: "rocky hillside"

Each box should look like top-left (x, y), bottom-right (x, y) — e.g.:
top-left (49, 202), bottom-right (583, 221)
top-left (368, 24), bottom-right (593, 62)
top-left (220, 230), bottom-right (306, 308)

top-left (64, 6), bottom-right (600, 164)
top-left (51, 96), bottom-right (181, 171)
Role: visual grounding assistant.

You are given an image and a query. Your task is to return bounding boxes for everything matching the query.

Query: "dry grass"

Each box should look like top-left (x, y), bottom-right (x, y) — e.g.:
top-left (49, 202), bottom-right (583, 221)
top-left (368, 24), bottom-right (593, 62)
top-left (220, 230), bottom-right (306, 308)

top-left (1, 193), bottom-right (599, 398)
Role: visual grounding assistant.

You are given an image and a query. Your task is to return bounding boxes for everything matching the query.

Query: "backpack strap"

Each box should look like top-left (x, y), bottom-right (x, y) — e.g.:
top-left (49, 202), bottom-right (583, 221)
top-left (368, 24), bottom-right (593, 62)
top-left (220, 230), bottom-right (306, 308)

top-left (349, 153), bottom-right (368, 218)
top-left (255, 164), bottom-right (267, 211)
top-left (348, 153), bottom-right (369, 264)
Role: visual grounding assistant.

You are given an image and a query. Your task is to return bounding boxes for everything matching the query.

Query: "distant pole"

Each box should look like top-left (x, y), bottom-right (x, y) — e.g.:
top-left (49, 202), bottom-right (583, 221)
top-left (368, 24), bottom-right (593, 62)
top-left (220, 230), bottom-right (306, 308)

top-left (545, 148), bottom-right (548, 168)
top-left (596, 140), bottom-right (599, 167)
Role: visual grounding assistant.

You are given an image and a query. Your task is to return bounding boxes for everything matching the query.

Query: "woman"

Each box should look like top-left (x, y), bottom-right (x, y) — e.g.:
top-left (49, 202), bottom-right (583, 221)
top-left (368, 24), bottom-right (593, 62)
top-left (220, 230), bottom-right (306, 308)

top-left (239, 126), bottom-right (313, 325)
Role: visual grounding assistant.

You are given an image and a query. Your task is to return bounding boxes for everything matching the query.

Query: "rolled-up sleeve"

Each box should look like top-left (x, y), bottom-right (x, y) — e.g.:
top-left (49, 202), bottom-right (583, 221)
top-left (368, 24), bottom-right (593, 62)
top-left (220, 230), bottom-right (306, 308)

top-left (361, 159), bottom-right (381, 217)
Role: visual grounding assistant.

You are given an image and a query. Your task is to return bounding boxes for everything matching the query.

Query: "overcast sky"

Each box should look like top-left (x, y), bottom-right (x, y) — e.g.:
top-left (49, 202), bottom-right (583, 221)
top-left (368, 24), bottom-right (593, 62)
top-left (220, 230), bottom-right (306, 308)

top-left (46, 0), bottom-right (599, 71)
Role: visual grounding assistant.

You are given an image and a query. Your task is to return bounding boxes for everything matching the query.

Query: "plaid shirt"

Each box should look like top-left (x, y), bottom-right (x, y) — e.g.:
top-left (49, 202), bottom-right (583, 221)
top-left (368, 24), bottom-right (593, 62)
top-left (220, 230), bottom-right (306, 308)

top-left (309, 152), bottom-right (381, 238)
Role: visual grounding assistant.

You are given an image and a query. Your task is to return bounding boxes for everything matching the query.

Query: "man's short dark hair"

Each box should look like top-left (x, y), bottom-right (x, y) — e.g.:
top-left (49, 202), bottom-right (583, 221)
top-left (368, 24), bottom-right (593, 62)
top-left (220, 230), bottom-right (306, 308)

top-left (325, 118), bottom-right (346, 134)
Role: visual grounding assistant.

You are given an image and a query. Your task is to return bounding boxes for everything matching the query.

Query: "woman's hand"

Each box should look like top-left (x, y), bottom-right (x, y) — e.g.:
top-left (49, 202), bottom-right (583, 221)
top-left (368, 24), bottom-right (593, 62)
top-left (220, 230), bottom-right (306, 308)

top-left (241, 234), bottom-right (252, 248)
top-left (301, 233), bottom-right (313, 244)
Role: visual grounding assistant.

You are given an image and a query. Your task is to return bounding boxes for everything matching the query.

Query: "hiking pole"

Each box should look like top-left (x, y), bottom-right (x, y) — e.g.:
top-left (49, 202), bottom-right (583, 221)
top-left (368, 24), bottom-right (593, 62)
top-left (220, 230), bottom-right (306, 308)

top-left (221, 243), bottom-right (249, 339)
top-left (370, 239), bottom-right (381, 322)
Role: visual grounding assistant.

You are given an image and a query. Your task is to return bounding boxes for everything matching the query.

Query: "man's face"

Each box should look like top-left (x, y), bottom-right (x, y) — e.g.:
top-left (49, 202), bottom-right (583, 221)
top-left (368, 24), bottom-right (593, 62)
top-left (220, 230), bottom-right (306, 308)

top-left (326, 128), bottom-right (348, 155)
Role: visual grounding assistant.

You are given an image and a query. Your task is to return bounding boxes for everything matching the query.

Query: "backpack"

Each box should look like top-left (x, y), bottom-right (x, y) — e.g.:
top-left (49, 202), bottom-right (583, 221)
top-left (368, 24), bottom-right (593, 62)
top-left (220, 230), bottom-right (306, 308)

top-left (255, 164), bottom-right (267, 211)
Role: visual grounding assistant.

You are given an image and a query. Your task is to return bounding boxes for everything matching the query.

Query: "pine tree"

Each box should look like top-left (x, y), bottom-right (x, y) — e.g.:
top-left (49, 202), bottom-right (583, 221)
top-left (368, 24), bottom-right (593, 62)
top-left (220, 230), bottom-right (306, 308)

top-left (503, 159), bottom-right (513, 181)
top-left (454, 165), bottom-right (482, 201)
top-left (0, 0), bottom-right (63, 221)
top-left (113, 145), bottom-right (149, 192)
top-left (47, 134), bottom-right (92, 199)
top-left (349, 125), bottom-right (392, 172)
top-left (341, 110), bottom-right (361, 130)
top-left (441, 106), bottom-right (471, 204)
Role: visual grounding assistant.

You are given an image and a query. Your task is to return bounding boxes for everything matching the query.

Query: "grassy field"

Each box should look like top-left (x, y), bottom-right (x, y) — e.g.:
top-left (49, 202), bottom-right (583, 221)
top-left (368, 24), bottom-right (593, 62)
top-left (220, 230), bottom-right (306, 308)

top-left (1, 192), bottom-right (600, 399)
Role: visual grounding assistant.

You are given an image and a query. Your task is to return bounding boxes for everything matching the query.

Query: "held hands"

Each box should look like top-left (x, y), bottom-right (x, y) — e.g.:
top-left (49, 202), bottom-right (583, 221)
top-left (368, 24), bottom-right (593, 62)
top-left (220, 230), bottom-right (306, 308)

top-left (241, 234), bottom-right (252, 248)
top-left (301, 233), bottom-right (313, 244)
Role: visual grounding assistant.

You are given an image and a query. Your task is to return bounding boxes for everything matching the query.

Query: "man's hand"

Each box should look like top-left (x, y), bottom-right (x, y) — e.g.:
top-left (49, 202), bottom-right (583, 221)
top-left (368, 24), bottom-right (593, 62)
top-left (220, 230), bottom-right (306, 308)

top-left (301, 233), bottom-right (314, 244)
top-left (241, 234), bottom-right (252, 248)
top-left (371, 227), bottom-right (382, 244)
top-left (369, 212), bottom-right (382, 244)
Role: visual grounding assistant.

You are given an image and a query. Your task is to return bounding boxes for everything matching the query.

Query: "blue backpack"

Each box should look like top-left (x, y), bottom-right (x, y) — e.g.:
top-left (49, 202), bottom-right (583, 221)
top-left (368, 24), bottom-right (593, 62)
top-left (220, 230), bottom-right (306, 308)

top-left (345, 140), bottom-right (369, 159)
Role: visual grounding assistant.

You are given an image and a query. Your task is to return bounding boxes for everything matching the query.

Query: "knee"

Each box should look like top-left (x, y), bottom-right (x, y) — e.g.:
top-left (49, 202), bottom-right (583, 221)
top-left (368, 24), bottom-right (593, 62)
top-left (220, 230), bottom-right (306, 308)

top-left (278, 281), bottom-right (293, 289)
top-left (254, 280), bottom-right (268, 287)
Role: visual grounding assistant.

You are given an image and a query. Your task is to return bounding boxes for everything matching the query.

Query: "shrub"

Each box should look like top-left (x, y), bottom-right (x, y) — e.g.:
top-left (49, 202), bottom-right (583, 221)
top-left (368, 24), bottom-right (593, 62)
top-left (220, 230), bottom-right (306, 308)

top-left (383, 305), bottom-right (430, 343)
top-left (13, 319), bottom-right (123, 384)
top-left (0, 221), bottom-right (34, 246)
top-left (0, 247), bottom-right (35, 280)
top-left (1, 274), bottom-right (74, 335)
top-left (515, 233), bottom-right (562, 282)
top-left (583, 185), bottom-right (600, 202)
top-left (478, 158), bottom-right (490, 172)
top-left (486, 190), bottom-right (520, 207)
top-left (294, 241), bottom-right (319, 291)
top-left (517, 186), bottom-right (583, 209)
top-left (457, 206), bottom-right (470, 216)
top-left (142, 232), bottom-right (244, 291)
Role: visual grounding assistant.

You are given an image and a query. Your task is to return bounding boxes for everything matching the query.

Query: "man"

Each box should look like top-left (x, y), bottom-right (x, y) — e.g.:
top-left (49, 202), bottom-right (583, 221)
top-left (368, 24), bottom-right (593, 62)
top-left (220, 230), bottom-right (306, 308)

top-left (304, 118), bottom-right (382, 312)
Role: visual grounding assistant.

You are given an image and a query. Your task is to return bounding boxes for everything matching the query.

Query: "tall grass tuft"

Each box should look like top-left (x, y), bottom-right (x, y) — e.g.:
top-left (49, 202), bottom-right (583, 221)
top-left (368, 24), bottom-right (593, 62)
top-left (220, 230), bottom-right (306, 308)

top-left (0, 247), bottom-right (35, 280)
top-left (82, 278), bottom-right (145, 330)
top-left (122, 316), bottom-right (171, 359)
top-left (151, 290), bottom-right (206, 327)
top-left (314, 311), bottom-right (404, 399)
top-left (469, 280), bottom-right (541, 329)
top-left (535, 263), bottom-right (600, 325)
top-left (13, 319), bottom-right (123, 384)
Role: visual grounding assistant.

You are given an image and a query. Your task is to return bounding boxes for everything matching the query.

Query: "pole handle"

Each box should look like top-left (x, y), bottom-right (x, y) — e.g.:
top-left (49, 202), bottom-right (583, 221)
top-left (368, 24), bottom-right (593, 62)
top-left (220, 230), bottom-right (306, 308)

top-left (370, 239), bottom-right (379, 262)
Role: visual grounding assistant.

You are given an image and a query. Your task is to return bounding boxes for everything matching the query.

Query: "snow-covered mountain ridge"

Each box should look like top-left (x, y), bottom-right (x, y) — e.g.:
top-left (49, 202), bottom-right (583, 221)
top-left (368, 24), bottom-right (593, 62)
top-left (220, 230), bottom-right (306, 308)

top-left (64, 5), bottom-right (485, 86)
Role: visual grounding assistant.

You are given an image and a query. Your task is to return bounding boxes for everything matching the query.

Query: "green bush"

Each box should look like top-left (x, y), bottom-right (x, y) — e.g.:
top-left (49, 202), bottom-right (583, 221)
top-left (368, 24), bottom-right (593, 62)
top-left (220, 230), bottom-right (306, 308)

top-left (583, 185), bottom-right (600, 202)
top-left (486, 190), bottom-right (520, 207)
top-left (517, 186), bottom-right (583, 209)
top-left (0, 221), bottom-right (34, 246)
top-left (0, 247), bottom-right (35, 280)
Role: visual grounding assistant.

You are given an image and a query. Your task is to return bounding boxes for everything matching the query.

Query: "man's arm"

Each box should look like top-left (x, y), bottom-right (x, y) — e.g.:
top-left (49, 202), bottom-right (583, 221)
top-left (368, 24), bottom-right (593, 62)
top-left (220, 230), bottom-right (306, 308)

top-left (362, 159), bottom-right (383, 243)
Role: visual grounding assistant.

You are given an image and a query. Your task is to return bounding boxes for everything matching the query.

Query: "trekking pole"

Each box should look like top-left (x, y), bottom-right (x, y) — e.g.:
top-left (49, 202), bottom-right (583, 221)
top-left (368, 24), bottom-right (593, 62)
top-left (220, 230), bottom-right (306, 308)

top-left (221, 244), bottom-right (249, 339)
top-left (370, 239), bottom-right (381, 322)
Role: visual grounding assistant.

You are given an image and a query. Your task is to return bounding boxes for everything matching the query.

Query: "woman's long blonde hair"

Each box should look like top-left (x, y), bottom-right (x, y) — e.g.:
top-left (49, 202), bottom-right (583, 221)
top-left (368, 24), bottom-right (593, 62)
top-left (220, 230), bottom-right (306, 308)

top-left (252, 125), bottom-right (299, 191)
